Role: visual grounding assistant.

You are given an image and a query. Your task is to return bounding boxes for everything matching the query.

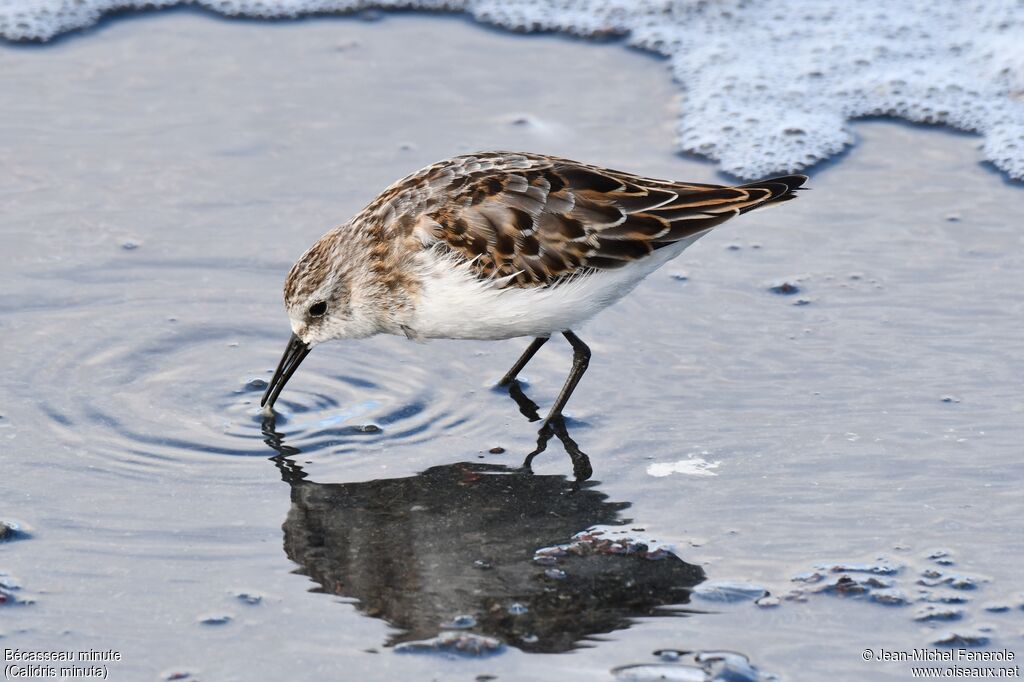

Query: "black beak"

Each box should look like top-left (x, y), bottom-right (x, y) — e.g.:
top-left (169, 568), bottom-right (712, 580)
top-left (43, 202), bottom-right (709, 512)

top-left (261, 333), bottom-right (311, 411)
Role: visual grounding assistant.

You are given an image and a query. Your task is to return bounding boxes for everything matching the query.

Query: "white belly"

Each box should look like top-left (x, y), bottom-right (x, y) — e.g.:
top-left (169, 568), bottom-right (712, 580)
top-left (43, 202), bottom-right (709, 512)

top-left (407, 237), bottom-right (702, 340)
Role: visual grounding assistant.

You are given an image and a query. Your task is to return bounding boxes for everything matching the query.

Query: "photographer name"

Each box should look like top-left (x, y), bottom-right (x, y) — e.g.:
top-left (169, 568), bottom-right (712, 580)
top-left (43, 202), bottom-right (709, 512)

top-left (875, 648), bottom-right (1016, 663)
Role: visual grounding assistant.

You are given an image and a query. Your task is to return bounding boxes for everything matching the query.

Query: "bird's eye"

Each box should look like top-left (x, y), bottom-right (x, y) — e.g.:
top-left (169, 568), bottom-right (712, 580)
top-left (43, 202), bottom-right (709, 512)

top-left (308, 301), bottom-right (327, 317)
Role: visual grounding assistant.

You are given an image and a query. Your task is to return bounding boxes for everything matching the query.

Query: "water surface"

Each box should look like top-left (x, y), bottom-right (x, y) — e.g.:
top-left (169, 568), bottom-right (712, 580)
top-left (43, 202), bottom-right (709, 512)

top-left (2, 10), bottom-right (1023, 681)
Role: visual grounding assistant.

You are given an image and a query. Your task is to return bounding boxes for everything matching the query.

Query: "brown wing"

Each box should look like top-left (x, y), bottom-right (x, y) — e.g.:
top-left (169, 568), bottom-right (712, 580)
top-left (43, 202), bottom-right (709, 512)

top-left (416, 152), bottom-right (807, 288)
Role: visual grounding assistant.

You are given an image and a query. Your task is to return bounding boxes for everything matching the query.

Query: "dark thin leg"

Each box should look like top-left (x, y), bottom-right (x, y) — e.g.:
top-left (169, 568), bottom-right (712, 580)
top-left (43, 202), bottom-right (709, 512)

top-left (498, 336), bottom-right (549, 386)
top-left (542, 330), bottom-right (591, 426)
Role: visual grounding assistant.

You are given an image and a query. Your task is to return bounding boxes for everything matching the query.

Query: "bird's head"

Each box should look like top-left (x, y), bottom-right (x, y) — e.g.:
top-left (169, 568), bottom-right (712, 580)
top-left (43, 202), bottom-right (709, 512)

top-left (261, 229), bottom-right (383, 412)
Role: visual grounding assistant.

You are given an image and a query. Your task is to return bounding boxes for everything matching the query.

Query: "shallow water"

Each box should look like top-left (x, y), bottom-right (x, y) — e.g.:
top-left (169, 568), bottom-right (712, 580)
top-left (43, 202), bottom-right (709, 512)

top-left (2, 10), bottom-right (1023, 682)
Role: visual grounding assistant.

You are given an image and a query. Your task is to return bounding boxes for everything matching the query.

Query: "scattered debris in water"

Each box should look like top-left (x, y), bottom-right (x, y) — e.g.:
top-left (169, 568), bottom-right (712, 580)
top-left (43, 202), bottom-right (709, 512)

top-left (161, 671), bottom-right (196, 681)
top-left (927, 549), bottom-right (955, 565)
top-left (0, 573), bottom-right (31, 607)
top-left (198, 613), bottom-right (233, 626)
top-left (918, 568), bottom-right (985, 591)
top-left (940, 395), bottom-right (961, 404)
top-left (670, 272), bottom-right (689, 282)
top-left (868, 588), bottom-right (910, 606)
top-left (914, 604), bottom-right (965, 622)
top-left (933, 629), bottom-right (991, 647)
top-left (394, 631), bottom-right (504, 657)
top-left (121, 240), bottom-right (139, 250)
top-left (507, 602), bottom-right (528, 615)
top-left (534, 527), bottom-right (675, 564)
top-left (785, 554), bottom-right (1009, 648)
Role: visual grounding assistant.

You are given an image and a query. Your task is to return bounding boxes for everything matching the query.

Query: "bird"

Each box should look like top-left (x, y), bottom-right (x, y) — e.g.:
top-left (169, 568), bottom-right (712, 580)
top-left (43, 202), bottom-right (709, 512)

top-left (261, 151), bottom-right (807, 425)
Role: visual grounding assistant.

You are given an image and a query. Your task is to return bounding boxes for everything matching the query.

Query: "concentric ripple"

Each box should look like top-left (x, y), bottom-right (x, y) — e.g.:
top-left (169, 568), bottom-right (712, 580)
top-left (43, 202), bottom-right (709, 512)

top-left (14, 257), bottom-right (494, 481)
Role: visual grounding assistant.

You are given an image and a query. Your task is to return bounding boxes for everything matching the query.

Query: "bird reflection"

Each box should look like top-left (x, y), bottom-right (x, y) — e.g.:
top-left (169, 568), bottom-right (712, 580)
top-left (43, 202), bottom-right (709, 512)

top-left (505, 377), bottom-right (593, 481)
top-left (264, 419), bottom-right (706, 653)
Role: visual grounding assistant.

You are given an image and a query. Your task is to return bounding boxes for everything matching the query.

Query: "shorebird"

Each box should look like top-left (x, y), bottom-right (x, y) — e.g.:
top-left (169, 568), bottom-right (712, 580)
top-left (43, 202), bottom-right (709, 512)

top-left (261, 152), bottom-right (806, 424)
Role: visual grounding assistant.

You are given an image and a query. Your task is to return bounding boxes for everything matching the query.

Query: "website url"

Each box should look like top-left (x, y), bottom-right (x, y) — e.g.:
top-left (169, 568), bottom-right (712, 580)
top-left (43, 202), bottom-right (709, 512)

top-left (911, 667), bottom-right (1021, 678)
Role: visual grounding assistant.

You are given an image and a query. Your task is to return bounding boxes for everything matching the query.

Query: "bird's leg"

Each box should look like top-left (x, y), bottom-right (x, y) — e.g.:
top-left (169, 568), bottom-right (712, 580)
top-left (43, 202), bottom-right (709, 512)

top-left (498, 336), bottom-right (549, 386)
top-left (542, 330), bottom-right (591, 426)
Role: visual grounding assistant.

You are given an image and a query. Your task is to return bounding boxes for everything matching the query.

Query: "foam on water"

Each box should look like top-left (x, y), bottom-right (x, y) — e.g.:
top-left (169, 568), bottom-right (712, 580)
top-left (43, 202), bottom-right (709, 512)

top-left (2, 1), bottom-right (1024, 180)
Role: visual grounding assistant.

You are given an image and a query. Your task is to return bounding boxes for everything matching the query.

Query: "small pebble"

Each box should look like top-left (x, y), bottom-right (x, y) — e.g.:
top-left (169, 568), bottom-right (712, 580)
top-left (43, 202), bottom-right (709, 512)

top-left (198, 613), bottom-right (233, 626)
top-left (768, 281), bottom-right (800, 295)
top-left (234, 591), bottom-right (262, 605)
top-left (488, 446), bottom-right (506, 454)
top-left (933, 630), bottom-right (990, 647)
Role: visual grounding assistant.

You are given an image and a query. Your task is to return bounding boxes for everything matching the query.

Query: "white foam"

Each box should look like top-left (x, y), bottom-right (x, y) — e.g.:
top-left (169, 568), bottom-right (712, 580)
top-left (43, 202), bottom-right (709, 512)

top-left (646, 456), bottom-right (720, 478)
top-left (4, 0), bottom-right (1023, 180)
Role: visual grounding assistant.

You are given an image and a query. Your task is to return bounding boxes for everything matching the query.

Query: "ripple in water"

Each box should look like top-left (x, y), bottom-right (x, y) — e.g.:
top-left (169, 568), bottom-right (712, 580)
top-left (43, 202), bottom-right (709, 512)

top-left (26, 259), bottom-right (491, 479)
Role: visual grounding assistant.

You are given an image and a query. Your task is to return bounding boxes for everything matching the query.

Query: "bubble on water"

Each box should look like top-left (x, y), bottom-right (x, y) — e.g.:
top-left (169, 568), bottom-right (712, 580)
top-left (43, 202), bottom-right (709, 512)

top-left (612, 664), bottom-right (707, 682)
top-left (692, 582), bottom-right (768, 604)
top-left (614, 650), bottom-right (780, 682)
top-left (654, 649), bottom-right (684, 662)
top-left (440, 614), bottom-right (477, 630)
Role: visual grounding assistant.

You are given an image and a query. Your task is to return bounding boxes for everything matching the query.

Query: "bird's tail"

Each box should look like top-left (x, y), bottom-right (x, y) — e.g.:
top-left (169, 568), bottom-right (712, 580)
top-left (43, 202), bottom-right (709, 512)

top-left (734, 174), bottom-right (809, 213)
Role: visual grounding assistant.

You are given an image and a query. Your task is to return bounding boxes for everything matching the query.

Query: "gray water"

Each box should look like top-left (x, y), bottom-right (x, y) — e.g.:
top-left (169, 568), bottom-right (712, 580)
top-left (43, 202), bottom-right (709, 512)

top-left (2, 10), bottom-right (1023, 682)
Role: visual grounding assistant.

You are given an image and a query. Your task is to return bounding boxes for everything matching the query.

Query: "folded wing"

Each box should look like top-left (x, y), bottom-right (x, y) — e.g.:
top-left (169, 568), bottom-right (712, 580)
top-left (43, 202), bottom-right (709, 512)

top-left (416, 152), bottom-right (807, 288)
